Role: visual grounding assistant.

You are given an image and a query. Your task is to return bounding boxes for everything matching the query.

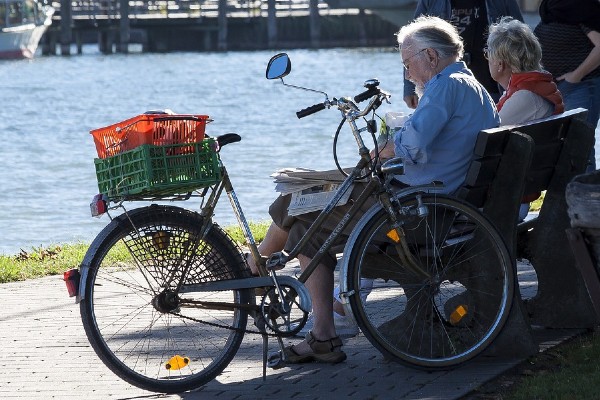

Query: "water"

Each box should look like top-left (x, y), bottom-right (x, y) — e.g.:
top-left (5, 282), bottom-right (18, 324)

top-left (0, 46), bottom-right (411, 255)
top-left (1, 47), bottom-right (599, 255)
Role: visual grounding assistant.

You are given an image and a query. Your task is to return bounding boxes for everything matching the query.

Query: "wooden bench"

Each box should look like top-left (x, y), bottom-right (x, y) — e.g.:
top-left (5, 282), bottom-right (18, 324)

top-left (456, 108), bottom-right (597, 357)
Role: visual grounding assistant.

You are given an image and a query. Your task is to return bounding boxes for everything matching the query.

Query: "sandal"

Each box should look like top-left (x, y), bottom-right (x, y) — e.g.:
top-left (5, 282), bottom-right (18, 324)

top-left (269, 331), bottom-right (347, 367)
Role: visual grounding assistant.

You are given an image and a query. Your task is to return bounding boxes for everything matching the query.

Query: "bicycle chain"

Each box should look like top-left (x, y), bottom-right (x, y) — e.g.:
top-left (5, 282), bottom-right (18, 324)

top-left (170, 309), bottom-right (289, 338)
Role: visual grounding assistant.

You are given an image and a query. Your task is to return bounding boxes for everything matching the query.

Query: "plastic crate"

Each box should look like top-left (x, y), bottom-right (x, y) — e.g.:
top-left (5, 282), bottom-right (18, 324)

top-left (95, 139), bottom-right (221, 200)
top-left (91, 114), bottom-right (210, 158)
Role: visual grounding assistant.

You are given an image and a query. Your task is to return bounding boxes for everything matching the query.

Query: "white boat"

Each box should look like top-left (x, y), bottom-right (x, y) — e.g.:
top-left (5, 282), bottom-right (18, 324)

top-left (0, 0), bottom-right (54, 59)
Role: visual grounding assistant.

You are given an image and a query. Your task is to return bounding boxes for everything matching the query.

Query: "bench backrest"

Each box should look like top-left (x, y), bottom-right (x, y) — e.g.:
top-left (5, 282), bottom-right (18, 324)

top-left (456, 108), bottom-right (591, 209)
top-left (455, 108), bottom-right (594, 258)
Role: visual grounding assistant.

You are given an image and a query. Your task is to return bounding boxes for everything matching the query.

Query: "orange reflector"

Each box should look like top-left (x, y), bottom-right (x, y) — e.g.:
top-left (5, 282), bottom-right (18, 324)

top-left (450, 305), bottom-right (468, 325)
top-left (165, 355), bottom-right (190, 370)
top-left (386, 229), bottom-right (400, 242)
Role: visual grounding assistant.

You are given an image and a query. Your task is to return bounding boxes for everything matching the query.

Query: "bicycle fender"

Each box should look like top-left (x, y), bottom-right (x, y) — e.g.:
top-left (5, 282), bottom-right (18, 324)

top-left (277, 276), bottom-right (312, 313)
top-left (76, 250), bottom-right (96, 303)
top-left (338, 202), bottom-right (383, 313)
top-left (338, 187), bottom-right (443, 308)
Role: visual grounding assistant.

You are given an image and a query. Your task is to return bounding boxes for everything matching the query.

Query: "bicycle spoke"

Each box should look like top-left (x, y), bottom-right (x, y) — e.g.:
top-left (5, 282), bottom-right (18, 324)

top-left (347, 195), bottom-right (513, 368)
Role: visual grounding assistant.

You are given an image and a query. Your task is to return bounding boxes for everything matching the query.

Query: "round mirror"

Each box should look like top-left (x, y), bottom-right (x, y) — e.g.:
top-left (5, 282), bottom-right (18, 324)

top-left (266, 53), bottom-right (291, 80)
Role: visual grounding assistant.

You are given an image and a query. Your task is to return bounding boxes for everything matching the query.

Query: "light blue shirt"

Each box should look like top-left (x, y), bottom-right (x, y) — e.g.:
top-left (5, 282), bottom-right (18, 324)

top-left (394, 61), bottom-right (500, 193)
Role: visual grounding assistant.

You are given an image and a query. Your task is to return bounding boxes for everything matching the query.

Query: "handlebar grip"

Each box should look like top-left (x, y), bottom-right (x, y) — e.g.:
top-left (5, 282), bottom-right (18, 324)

top-left (354, 87), bottom-right (380, 103)
top-left (296, 103), bottom-right (326, 119)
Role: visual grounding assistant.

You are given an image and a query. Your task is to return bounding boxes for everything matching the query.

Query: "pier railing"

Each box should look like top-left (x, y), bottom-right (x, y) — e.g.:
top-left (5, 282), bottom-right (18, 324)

top-left (42, 0), bottom-right (398, 55)
top-left (54, 0), bottom-right (337, 21)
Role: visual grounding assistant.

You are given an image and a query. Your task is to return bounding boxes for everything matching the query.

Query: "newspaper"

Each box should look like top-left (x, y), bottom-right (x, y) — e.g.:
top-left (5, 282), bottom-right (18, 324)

top-left (271, 167), bottom-right (358, 216)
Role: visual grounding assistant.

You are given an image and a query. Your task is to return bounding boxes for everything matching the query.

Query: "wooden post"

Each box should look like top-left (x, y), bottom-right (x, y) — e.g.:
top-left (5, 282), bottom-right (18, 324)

top-left (59, 0), bottom-right (72, 55)
top-left (117, 0), bottom-right (130, 53)
top-left (309, 0), bottom-right (320, 48)
top-left (267, 0), bottom-right (277, 48)
top-left (41, 30), bottom-right (56, 55)
top-left (358, 8), bottom-right (367, 46)
top-left (75, 31), bottom-right (82, 54)
top-left (217, 0), bottom-right (227, 51)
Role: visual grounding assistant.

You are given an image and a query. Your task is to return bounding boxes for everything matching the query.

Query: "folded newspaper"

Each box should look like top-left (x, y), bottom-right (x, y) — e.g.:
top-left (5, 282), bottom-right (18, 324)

top-left (271, 167), bottom-right (361, 216)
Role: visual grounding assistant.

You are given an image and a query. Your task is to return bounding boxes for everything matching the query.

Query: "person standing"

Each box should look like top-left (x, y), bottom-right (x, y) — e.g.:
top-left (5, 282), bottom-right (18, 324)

top-left (534, 0), bottom-right (600, 170)
top-left (404, 0), bottom-right (523, 108)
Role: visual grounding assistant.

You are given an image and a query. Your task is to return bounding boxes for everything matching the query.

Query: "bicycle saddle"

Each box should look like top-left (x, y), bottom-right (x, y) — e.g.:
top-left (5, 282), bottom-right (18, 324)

top-left (216, 133), bottom-right (241, 147)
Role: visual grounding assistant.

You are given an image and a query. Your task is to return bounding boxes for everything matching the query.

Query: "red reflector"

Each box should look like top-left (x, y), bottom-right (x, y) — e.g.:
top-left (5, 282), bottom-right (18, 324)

top-left (90, 194), bottom-right (107, 217)
top-left (63, 269), bottom-right (80, 297)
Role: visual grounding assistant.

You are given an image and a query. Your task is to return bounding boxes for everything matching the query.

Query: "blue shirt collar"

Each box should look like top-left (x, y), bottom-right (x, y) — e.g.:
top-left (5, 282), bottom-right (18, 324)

top-left (424, 61), bottom-right (471, 90)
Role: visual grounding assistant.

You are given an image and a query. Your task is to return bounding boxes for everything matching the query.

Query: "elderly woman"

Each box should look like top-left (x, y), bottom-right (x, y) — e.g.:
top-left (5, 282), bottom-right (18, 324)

top-left (486, 17), bottom-right (564, 125)
top-left (485, 17), bottom-right (564, 219)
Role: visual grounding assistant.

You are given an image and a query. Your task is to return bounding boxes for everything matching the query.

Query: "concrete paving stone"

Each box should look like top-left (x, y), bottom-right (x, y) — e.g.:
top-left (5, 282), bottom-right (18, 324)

top-left (0, 261), bottom-right (585, 400)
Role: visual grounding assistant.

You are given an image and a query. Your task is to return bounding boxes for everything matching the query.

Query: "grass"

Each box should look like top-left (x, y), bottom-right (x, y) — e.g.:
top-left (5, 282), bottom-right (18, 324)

top-left (475, 329), bottom-right (600, 400)
top-left (0, 221), bottom-right (271, 284)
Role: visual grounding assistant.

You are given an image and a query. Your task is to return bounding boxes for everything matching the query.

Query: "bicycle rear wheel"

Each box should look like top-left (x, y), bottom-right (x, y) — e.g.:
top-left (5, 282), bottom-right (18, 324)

top-left (344, 194), bottom-right (513, 368)
top-left (80, 205), bottom-right (252, 393)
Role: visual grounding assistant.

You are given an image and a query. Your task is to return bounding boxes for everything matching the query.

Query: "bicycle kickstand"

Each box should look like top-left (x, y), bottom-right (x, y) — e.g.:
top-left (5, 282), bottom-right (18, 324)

top-left (260, 325), bottom-right (287, 377)
top-left (262, 333), bottom-right (268, 381)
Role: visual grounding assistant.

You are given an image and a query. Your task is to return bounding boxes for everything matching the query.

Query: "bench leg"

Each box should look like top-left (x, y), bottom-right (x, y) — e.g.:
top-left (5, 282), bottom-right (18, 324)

top-left (482, 268), bottom-right (538, 358)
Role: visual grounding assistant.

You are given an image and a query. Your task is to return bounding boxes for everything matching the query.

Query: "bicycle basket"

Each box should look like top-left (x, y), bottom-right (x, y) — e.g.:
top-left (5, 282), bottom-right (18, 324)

top-left (91, 114), bottom-right (211, 158)
top-left (94, 138), bottom-right (221, 200)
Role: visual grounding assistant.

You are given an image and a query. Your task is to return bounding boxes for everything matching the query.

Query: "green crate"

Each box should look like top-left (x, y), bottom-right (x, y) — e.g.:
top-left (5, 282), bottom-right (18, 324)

top-left (95, 139), bottom-right (221, 200)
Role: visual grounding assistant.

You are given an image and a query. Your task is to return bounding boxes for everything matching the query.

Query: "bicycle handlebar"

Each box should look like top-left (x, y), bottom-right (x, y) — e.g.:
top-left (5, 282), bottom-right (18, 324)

top-left (354, 87), bottom-right (380, 103)
top-left (295, 84), bottom-right (389, 120)
top-left (296, 103), bottom-right (327, 119)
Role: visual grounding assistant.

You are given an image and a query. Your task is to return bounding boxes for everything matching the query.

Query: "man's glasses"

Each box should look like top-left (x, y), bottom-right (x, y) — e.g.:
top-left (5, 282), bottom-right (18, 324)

top-left (402, 48), bottom-right (427, 70)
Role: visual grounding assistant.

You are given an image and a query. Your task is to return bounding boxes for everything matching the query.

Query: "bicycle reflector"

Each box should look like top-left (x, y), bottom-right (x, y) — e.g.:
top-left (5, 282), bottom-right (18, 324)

top-left (165, 355), bottom-right (190, 370)
top-left (63, 269), bottom-right (81, 297)
top-left (450, 304), bottom-right (469, 325)
top-left (90, 194), bottom-right (107, 217)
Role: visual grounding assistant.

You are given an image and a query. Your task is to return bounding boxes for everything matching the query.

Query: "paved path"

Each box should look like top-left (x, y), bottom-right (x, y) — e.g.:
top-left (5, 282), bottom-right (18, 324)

top-left (0, 263), bottom-right (580, 400)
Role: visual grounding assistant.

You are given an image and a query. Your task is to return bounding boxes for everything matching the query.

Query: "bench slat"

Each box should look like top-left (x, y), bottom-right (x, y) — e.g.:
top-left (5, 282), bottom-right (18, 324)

top-left (464, 156), bottom-right (500, 187)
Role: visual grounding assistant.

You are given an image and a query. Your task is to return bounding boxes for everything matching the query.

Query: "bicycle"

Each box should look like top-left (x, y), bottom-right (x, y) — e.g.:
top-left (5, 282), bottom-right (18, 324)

top-left (73, 52), bottom-right (514, 394)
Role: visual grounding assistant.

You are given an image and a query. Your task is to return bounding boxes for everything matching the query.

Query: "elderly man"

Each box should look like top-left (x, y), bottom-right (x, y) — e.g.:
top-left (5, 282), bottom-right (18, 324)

top-left (263, 15), bottom-right (500, 365)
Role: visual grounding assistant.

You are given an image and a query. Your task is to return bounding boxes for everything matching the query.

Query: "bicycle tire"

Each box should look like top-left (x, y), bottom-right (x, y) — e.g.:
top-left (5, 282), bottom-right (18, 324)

top-left (343, 194), bottom-right (514, 369)
top-left (80, 205), bottom-right (251, 393)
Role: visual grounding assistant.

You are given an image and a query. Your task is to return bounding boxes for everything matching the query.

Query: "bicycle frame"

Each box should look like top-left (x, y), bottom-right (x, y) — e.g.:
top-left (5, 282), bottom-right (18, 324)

top-left (192, 92), bottom-right (440, 297)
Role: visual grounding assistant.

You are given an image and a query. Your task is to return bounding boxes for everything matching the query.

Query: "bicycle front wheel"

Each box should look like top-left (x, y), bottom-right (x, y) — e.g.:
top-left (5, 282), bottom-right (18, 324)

top-left (80, 205), bottom-right (252, 393)
top-left (345, 194), bottom-right (513, 368)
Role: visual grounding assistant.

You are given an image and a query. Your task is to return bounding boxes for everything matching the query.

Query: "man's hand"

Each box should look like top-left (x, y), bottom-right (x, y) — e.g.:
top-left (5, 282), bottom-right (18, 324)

top-left (371, 142), bottom-right (395, 163)
top-left (403, 94), bottom-right (419, 109)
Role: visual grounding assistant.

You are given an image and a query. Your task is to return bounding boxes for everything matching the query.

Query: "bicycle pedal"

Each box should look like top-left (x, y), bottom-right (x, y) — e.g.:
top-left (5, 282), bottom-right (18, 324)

top-left (267, 351), bottom-right (286, 369)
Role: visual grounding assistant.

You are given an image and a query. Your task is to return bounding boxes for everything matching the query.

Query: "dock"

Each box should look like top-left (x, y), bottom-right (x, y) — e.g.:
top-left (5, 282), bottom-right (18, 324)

top-left (42, 0), bottom-right (402, 55)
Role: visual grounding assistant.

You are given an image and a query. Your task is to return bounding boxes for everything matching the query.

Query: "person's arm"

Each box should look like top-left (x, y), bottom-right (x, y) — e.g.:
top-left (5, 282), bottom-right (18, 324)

top-left (403, 0), bottom-right (428, 109)
top-left (504, 0), bottom-right (524, 22)
top-left (557, 29), bottom-right (600, 83)
top-left (395, 83), bottom-right (451, 164)
top-left (403, 77), bottom-right (418, 109)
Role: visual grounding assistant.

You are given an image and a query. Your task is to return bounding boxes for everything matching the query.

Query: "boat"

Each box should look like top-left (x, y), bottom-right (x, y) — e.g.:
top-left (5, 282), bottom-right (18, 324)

top-left (0, 0), bottom-right (54, 59)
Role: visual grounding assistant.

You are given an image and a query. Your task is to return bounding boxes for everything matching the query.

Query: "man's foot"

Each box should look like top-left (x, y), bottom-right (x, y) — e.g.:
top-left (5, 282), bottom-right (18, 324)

top-left (268, 331), bottom-right (347, 367)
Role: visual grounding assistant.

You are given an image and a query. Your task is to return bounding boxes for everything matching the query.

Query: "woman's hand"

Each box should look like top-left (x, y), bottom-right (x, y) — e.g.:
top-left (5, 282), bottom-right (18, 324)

top-left (558, 30), bottom-right (600, 83)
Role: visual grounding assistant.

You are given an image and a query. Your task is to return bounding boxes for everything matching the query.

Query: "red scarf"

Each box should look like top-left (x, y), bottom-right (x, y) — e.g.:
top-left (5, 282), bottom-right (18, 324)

top-left (496, 71), bottom-right (564, 115)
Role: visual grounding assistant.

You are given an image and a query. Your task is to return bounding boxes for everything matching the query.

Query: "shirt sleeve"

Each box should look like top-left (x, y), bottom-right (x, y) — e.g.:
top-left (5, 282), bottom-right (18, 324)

top-left (394, 79), bottom-right (452, 164)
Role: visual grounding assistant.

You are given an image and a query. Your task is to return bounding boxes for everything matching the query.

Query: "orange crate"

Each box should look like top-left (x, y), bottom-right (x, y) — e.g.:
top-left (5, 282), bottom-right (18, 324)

top-left (91, 113), bottom-right (210, 158)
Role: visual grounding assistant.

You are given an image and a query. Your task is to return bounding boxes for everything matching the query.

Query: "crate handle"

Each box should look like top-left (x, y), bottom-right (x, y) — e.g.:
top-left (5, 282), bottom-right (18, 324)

top-left (151, 116), bottom-right (204, 123)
